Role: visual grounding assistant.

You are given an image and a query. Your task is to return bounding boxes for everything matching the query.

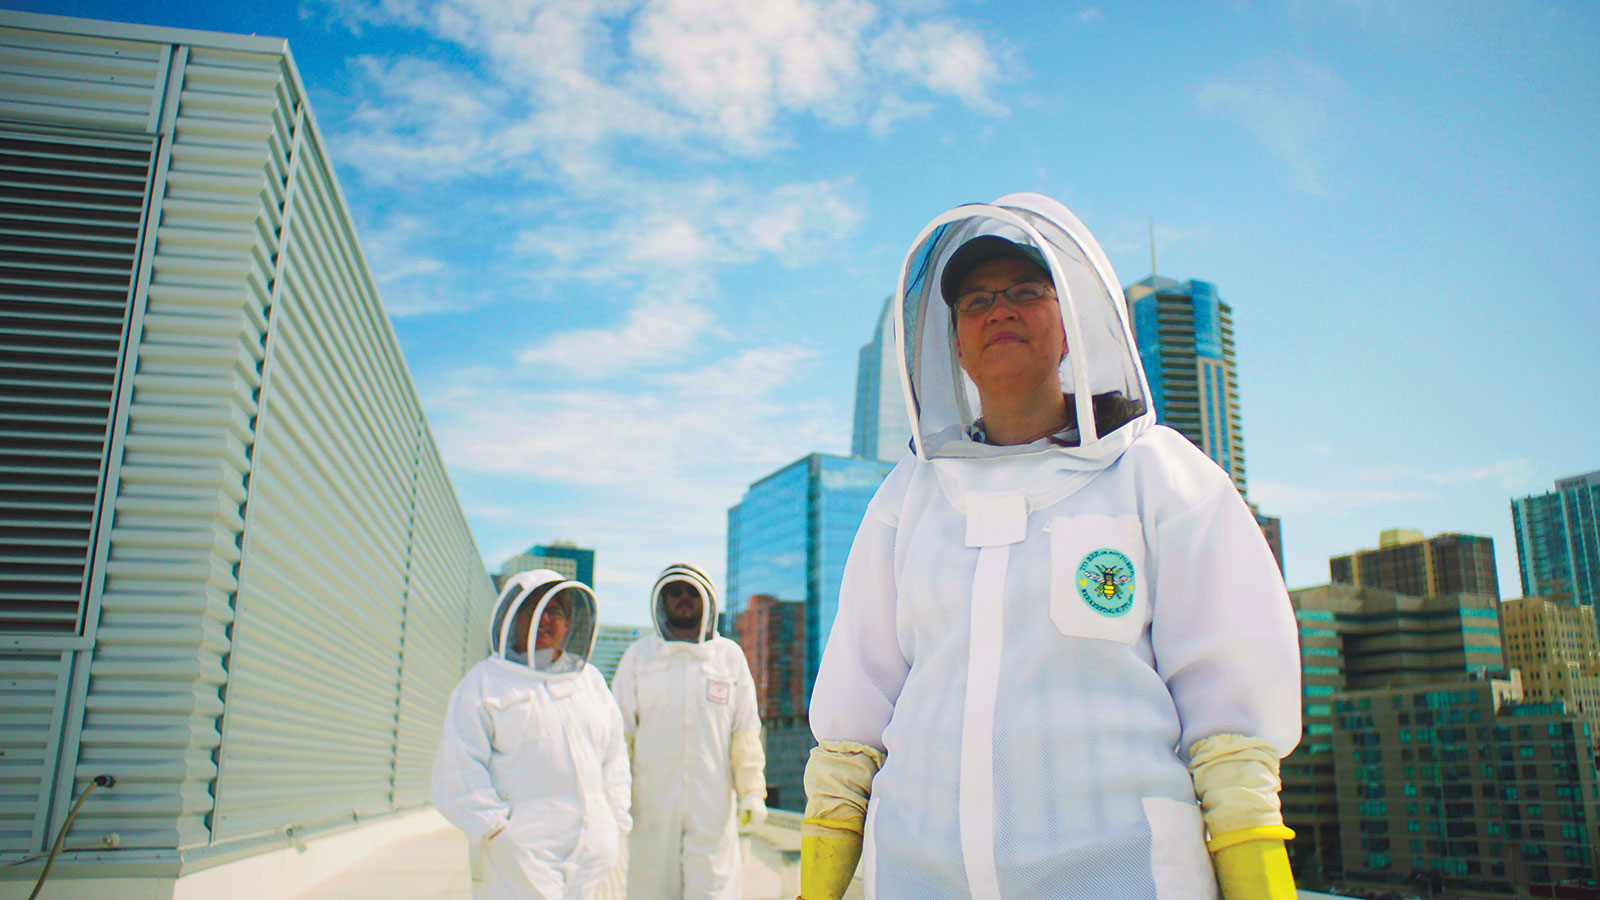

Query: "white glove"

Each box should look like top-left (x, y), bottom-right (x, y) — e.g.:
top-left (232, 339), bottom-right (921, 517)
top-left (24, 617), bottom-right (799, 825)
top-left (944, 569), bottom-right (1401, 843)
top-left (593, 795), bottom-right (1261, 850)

top-left (738, 791), bottom-right (768, 829)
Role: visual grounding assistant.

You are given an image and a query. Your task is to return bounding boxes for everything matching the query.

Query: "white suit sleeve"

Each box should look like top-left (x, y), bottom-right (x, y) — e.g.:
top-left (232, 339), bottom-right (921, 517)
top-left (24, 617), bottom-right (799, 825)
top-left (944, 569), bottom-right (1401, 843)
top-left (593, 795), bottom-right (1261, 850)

top-left (808, 497), bottom-right (909, 751)
top-left (431, 672), bottom-right (511, 842)
top-left (1149, 482), bottom-right (1302, 757)
top-left (595, 668), bottom-right (633, 835)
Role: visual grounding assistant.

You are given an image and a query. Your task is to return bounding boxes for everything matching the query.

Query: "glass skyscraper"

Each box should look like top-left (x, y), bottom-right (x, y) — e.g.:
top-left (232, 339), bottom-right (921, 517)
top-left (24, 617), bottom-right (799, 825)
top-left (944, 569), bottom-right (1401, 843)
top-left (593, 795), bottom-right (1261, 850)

top-left (726, 452), bottom-right (896, 690)
top-left (725, 452), bottom-right (896, 809)
top-left (1512, 470), bottom-right (1600, 613)
top-left (497, 540), bottom-right (596, 589)
top-left (851, 297), bottom-right (912, 463)
top-left (1125, 276), bottom-right (1247, 494)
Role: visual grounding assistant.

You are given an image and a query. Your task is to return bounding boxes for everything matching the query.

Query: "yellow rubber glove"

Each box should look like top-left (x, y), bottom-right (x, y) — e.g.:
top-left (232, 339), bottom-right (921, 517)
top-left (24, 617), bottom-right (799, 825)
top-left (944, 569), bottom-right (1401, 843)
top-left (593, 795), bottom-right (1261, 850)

top-left (798, 740), bottom-right (882, 900)
top-left (800, 829), bottom-right (862, 900)
top-left (1209, 825), bottom-right (1297, 900)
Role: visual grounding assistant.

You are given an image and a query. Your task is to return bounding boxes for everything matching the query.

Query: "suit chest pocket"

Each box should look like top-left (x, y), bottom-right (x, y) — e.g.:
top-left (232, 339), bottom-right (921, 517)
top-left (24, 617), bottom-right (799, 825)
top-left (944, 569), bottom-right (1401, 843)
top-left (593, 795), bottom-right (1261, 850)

top-left (1047, 514), bottom-right (1149, 645)
top-left (487, 693), bottom-right (552, 753)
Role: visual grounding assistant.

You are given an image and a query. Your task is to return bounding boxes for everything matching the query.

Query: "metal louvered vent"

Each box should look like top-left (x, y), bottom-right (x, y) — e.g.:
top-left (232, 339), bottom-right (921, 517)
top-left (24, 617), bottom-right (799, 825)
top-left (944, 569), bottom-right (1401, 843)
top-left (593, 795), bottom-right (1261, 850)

top-left (0, 130), bottom-right (153, 633)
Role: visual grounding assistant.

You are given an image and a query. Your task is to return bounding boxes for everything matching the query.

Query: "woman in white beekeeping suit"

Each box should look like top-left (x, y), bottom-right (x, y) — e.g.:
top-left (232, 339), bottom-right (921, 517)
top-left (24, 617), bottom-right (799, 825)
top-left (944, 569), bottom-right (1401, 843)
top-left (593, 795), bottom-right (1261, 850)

top-left (800, 194), bottom-right (1302, 900)
top-left (433, 569), bottom-right (632, 900)
top-left (611, 563), bottom-right (767, 900)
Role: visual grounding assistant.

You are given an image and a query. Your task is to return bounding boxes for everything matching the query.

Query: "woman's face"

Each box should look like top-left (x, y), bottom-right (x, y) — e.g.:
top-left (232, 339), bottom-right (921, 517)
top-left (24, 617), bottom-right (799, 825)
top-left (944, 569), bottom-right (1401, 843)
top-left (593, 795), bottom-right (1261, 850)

top-left (534, 603), bottom-right (571, 651)
top-left (952, 257), bottom-right (1066, 398)
top-left (509, 597), bottom-right (571, 653)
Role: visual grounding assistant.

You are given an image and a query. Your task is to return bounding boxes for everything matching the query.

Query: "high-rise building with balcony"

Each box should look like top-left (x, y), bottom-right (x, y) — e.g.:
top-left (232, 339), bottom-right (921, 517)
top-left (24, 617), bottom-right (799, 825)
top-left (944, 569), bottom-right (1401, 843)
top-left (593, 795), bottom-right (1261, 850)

top-left (1500, 596), bottom-right (1600, 735)
top-left (1282, 584), bottom-right (1505, 884)
top-left (1331, 679), bottom-right (1599, 899)
top-left (1512, 470), bottom-right (1600, 612)
top-left (1125, 276), bottom-right (1245, 494)
top-left (851, 297), bottom-right (912, 463)
top-left (725, 452), bottom-right (895, 809)
top-left (1330, 529), bottom-right (1500, 600)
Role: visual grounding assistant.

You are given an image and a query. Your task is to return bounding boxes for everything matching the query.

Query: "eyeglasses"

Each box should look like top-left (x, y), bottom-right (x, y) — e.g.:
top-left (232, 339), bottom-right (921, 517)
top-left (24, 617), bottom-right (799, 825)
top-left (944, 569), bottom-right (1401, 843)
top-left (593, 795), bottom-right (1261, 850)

top-left (951, 282), bottom-right (1054, 317)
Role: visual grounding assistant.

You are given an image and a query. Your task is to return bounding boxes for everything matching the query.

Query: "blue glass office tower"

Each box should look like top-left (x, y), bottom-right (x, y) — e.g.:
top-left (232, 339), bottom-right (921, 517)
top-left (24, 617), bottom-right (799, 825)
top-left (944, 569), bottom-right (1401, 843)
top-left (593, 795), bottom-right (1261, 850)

top-left (1125, 276), bottom-right (1247, 495)
top-left (726, 452), bottom-right (895, 809)
top-left (1512, 470), bottom-right (1600, 612)
top-left (726, 452), bottom-right (896, 689)
top-left (497, 541), bottom-right (596, 589)
top-left (851, 297), bottom-right (912, 463)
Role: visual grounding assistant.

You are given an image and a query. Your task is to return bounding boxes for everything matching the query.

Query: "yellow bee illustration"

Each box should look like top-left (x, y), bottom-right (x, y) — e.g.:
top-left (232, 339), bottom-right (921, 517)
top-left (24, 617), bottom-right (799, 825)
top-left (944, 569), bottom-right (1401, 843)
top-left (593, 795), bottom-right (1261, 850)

top-left (1093, 565), bottom-right (1132, 601)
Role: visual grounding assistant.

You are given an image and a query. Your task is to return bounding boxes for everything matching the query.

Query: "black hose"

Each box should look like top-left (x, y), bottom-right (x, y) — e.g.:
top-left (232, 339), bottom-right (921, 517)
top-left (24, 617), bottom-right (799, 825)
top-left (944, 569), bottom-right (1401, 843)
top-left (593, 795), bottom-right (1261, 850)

top-left (27, 774), bottom-right (115, 900)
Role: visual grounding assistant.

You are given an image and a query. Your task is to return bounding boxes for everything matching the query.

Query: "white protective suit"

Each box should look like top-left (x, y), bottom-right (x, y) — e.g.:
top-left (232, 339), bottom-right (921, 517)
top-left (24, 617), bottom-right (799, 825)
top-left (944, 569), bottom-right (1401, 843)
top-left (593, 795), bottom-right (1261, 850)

top-left (611, 564), bottom-right (765, 900)
top-left (433, 570), bottom-right (632, 900)
top-left (808, 194), bottom-right (1302, 899)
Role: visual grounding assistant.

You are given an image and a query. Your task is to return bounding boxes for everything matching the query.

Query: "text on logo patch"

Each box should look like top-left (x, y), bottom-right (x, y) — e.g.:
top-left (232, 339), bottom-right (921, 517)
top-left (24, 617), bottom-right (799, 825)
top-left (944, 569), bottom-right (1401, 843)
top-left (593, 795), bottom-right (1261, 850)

top-left (1075, 548), bottom-right (1135, 617)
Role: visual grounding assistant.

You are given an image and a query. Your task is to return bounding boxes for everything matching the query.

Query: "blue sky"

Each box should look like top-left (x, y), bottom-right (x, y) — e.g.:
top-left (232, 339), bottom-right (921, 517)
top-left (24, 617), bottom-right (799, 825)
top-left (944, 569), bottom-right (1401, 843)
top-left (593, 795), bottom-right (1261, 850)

top-left (16, 0), bottom-right (1599, 627)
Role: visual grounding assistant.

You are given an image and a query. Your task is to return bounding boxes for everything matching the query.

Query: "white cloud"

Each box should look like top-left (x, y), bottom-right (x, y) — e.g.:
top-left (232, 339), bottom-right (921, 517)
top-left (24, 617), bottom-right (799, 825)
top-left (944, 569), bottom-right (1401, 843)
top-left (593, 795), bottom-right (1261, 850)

top-left (870, 20), bottom-right (1006, 114)
top-left (516, 297), bottom-right (715, 376)
top-left (1251, 479), bottom-right (1429, 518)
top-left (320, 0), bottom-right (1008, 185)
top-left (356, 212), bottom-right (490, 316)
top-left (630, 0), bottom-right (878, 150)
top-left (1194, 57), bottom-right (1347, 195)
top-left (1253, 457), bottom-right (1537, 521)
top-left (339, 56), bottom-right (526, 183)
top-left (509, 178), bottom-right (861, 377)
top-left (1424, 459), bottom-right (1537, 491)
top-left (1101, 219), bottom-right (1213, 262)
top-left (431, 344), bottom-right (831, 502)
top-left (867, 93), bottom-right (934, 136)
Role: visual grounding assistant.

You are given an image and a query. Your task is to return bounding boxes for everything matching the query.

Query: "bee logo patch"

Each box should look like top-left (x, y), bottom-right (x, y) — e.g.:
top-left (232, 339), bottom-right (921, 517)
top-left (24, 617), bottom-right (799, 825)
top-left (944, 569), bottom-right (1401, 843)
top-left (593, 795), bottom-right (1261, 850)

top-left (707, 679), bottom-right (731, 704)
top-left (1076, 548), bottom-right (1135, 617)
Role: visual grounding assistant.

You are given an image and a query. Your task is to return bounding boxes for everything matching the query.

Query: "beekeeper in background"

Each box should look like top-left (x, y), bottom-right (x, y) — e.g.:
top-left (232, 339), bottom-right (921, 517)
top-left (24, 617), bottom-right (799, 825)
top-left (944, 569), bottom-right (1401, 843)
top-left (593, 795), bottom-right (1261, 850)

top-left (801, 193), bottom-right (1302, 900)
top-left (612, 563), bottom-right (767, 900)
top-left (433, 569), bottom-right (632, 900)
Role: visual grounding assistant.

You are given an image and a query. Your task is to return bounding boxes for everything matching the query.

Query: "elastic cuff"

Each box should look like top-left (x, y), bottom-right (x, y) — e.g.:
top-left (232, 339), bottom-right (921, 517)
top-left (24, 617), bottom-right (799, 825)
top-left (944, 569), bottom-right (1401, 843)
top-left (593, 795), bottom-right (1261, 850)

top-left (803, 817), bottom-right (863, 830)
top-left (802, 817), bottom-right (864, 838)
top-left (1207, 823), bottom-right (1295, 853)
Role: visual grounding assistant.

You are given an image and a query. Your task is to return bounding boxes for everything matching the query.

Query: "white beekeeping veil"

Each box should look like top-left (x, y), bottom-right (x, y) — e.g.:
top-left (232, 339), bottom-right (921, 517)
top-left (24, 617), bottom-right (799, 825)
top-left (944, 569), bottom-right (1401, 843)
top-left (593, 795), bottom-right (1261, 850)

top-left (650, 563), bottom-right (719, 644)
top-left (895, 193), bottom-right (1153, 465)
top-left (491, 569), bottom-right (598, 676)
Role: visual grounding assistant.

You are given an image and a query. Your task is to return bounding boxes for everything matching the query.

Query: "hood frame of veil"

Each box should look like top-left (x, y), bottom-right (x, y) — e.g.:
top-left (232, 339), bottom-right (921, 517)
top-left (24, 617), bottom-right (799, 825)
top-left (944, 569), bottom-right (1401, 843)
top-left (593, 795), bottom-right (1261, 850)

top-left (491, 568), bottom-right (598, 677)
top-left (650, 563), bottom-right (719, 644)
top-left (893, 194), bottom-right (1154, 463)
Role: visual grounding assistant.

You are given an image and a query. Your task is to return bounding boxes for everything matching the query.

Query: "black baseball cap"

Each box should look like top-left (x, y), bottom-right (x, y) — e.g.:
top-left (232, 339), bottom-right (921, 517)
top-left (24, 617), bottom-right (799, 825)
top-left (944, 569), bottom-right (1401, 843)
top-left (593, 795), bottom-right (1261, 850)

top-left (939, 235), bottom-right (1050, 304)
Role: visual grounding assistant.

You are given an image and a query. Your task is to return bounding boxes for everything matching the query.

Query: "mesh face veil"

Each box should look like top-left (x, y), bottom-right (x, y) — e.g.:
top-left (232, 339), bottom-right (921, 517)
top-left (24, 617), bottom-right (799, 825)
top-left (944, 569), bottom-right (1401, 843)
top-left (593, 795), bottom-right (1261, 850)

top-left (491, 569), bottom-right (598, 675)
top-left (895, 193), bottom-right (1153, 463)
top-left (651, 563), bottom-right (719, 643)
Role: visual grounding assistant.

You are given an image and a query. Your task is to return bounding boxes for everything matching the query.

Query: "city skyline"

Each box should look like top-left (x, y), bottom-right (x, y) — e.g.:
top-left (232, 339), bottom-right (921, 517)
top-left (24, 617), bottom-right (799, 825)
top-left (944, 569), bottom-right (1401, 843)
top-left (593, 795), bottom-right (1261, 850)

top-left (13, 1), bottom-right (1596, 628)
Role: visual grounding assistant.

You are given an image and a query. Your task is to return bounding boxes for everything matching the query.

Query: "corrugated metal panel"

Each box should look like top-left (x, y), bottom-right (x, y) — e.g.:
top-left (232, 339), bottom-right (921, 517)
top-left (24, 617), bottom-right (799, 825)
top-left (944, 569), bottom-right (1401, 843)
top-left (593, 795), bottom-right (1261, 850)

top-left (210, 60), bottom-right (427, 841)
top-left (0, 652), bottom-right (71, 854)
top-left (393, 444), bottom-right (492, 806)
top-left (0, 25), bottom-right (164, 133)
top-left (0, 129), bottom-right (152, 633)
top-left (0, 15), bottom-right (494, 863)
top-left (70, 43), bottom-right (275, 850)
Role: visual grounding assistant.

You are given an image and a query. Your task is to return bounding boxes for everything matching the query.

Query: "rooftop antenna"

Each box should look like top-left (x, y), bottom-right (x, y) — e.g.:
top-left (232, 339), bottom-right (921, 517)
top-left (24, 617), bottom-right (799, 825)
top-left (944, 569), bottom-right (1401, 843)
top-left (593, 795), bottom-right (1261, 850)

top-left (1148, 214), bottom-right (1157, 279)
